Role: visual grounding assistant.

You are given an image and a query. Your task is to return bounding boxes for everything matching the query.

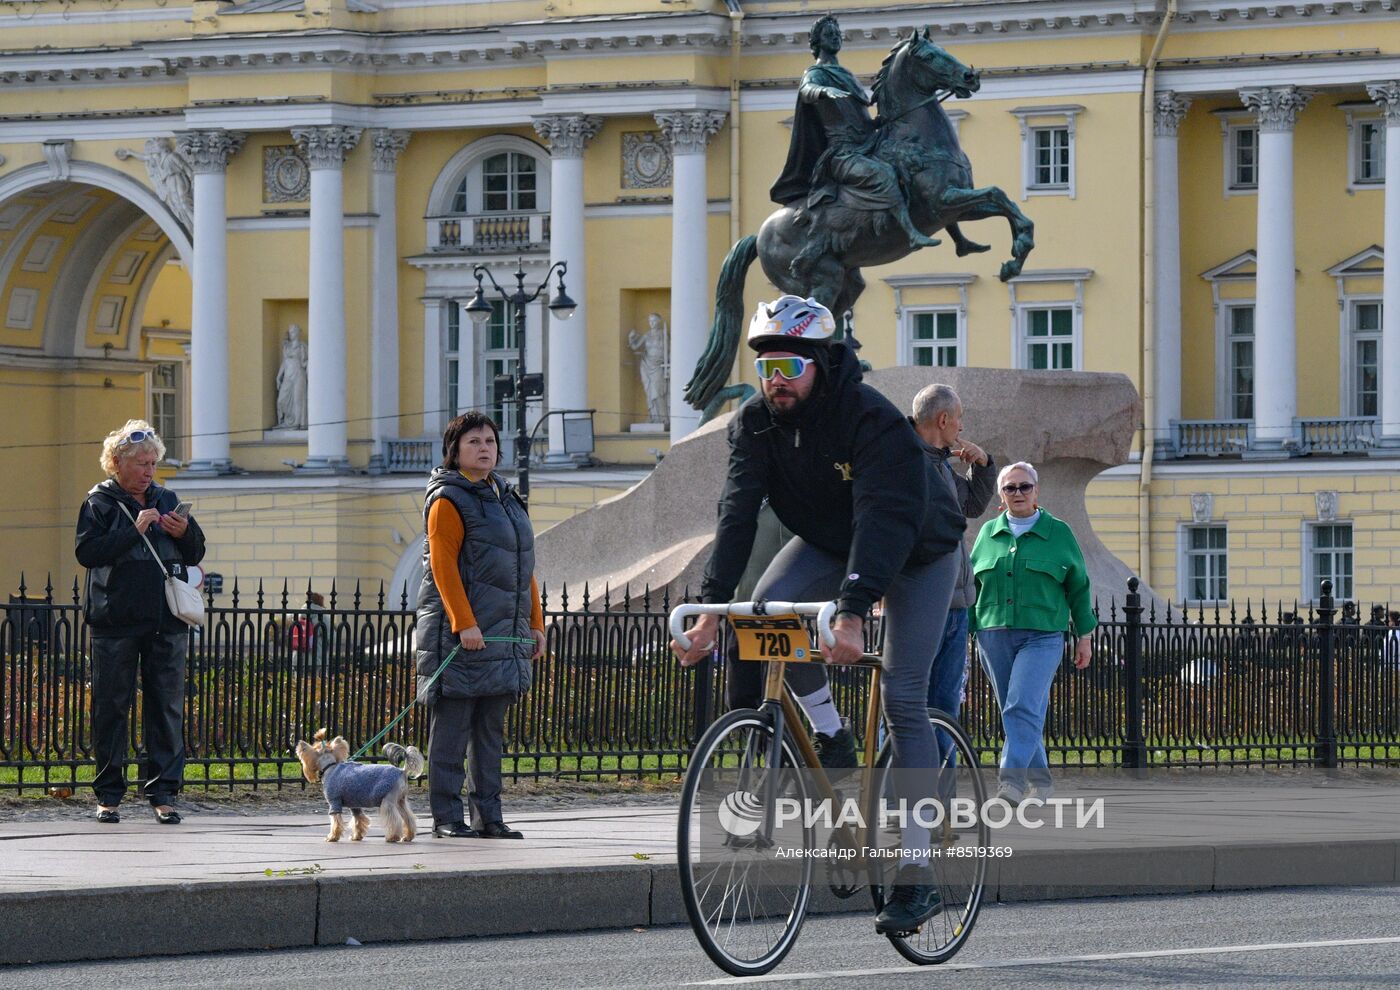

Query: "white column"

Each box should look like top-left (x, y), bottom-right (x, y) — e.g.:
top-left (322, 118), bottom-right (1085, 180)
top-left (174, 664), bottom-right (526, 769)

top-left (1368, 81), bottom-right (1400, 451)
top-left (422, 298), bottom-right (444, 438)
top-left (292, 125), bottom-right (362, 473)
top-left (533, 114), bottom-right (601, 464)
top-left (177, 129), bottom-right (245, 476)
top-left (525, 294), bottom-right (545, 439)
top-left (1240, 86), bottom-right (1312, 451)
top-left (657, 110), bottom-right (726, 443)
top-left (368, 129), bottom-right (410, 473)
top-left (1153, 93), bottom-right (1190, 448)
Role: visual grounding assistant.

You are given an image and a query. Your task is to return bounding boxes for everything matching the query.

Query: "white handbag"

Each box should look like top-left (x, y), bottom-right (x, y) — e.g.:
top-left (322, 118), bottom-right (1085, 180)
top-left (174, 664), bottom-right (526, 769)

top-left (119, 503), bottom-right (206, 628)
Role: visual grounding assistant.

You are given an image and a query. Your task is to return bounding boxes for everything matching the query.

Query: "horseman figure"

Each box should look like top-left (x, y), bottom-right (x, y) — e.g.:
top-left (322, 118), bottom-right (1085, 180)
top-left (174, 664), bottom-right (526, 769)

top-left (774, 14), bottom-right (939, 280)
top-left (683, 17), bottom-right (1036, 423)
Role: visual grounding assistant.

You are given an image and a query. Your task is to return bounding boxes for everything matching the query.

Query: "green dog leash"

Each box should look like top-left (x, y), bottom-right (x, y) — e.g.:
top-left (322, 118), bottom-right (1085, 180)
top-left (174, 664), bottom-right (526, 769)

top-left (347, 636), bottom-right (537, 762)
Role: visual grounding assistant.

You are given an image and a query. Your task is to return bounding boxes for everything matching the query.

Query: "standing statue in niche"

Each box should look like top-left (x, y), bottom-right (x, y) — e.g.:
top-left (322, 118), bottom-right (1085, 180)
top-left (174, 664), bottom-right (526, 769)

top-left (275, 324), bottom-right (309, 431)
top-left (115, 138), bottom-right (195, 231)
top-left (628, 312), bottom-right (670, 426)
top-left (684, 15), bottom-right (1036, 422)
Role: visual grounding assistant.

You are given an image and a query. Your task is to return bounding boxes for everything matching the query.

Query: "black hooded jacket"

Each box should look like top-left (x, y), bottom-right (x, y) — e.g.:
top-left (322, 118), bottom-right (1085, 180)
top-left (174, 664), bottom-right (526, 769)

top-left (700, 344), bottom-right (962, 617)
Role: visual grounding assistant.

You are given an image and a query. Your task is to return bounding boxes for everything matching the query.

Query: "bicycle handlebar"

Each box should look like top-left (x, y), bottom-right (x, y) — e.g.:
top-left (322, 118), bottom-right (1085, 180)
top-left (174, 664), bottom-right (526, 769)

top-left (669, 601), bottom-right (839, 652)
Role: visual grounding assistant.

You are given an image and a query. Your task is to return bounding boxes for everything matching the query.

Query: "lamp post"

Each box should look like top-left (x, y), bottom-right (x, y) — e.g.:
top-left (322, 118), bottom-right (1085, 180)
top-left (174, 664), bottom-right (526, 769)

top-left (463, 259), bottom-right (576, 507)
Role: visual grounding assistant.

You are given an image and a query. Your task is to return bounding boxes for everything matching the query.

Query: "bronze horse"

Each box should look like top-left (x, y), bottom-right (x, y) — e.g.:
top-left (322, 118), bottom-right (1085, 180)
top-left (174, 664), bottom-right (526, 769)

top-left (686, 31), bottom-right (1035, 421)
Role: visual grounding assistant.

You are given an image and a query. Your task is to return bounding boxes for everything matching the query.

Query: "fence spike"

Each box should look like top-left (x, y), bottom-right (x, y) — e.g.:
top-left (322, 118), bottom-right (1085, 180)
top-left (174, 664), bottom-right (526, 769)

top-left (230, 577), bottom-right (240, 609)
top-left (376, 580), bottom-right (385, 610)
top-left (43, 574), bottom-right (53, 604)
top-left (329, 580), bottom-right (339, 610)
top-left (18, 572), bottom-right (25, 598)
top-left (71, 576), bottom-right (81, 605)
top-left (603, 582), bottom-right (612, 611)
top-left (353, 580), bottom-right (362, 611)
top-left (582, 582), bottom-right (591, 612)
top-left (304, 579), bottom-right (314, 609)
top-left (540, 582), bottom-right (549, 612)
top-left (560, 583), bottom-right (570, 612)
top-left (256, 579), bottom-right (265, 610)
top-left (399, 580), bottom-right (409, 611)
top-left (281, 579), bottom-right (291, 610)
top-left (643, 583), bottom-right (652, 611)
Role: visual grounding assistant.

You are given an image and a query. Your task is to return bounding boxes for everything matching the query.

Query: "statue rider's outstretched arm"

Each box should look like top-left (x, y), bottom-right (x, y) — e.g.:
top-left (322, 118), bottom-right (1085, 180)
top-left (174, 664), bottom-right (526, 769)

top-left (798, 82), bottom-right (850, 105)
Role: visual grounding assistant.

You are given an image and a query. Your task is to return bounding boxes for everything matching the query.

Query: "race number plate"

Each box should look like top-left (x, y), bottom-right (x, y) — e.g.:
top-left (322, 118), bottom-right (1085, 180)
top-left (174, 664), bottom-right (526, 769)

top-left (730, 615), bottom-right (816, 663)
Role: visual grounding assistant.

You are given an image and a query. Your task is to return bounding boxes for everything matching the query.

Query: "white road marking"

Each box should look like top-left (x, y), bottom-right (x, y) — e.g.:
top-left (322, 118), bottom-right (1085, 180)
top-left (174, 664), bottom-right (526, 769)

top-left (687, 935), bottom-right (1400, 985)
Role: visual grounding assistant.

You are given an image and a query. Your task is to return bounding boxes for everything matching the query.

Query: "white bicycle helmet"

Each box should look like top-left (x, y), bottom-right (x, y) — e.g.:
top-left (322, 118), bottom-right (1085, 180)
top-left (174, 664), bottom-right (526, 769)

top-left (745, 295), bottom-right (838, 351)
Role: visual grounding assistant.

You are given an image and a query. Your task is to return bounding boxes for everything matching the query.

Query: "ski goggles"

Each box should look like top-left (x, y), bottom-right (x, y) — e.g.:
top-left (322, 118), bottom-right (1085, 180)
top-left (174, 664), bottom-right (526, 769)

top-left (754, 356), bottom-right (814, 381)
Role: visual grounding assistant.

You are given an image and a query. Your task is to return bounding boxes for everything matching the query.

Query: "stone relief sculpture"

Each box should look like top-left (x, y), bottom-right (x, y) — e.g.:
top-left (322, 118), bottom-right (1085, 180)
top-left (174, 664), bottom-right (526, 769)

top-left (115, 139), bottom-right (195, 231)
top-left (275, 324), bottom-right (309, 431)
top-left (628, 313), bottom-right (670, 426)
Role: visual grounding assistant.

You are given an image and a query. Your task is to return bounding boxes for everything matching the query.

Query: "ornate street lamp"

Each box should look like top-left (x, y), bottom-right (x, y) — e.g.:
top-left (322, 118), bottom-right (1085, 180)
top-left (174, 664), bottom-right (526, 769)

top-left (464, 259), bottom-right (575, 506)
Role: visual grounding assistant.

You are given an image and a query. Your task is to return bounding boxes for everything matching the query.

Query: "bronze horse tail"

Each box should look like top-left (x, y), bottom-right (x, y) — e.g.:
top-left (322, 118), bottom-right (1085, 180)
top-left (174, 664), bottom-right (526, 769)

top-left (684, 234), bottom-right (758, 423)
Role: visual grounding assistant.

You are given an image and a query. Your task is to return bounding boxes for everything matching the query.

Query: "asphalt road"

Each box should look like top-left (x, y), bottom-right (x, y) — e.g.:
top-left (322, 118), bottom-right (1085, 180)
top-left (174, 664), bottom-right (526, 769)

top-left (2, 886), bottom-right (1398, 990)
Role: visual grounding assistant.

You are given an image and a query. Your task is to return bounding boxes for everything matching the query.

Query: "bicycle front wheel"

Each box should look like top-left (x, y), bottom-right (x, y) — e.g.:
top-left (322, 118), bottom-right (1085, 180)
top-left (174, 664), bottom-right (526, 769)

top-left (677, 708), bottom-right (813, 977)
top-left (868, 708), bottom-right (989, 965)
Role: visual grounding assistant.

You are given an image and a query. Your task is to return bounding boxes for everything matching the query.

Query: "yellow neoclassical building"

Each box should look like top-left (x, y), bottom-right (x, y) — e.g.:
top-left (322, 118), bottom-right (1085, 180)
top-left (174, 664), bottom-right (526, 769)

top-left (0, 0), bottom-right (1397, 609)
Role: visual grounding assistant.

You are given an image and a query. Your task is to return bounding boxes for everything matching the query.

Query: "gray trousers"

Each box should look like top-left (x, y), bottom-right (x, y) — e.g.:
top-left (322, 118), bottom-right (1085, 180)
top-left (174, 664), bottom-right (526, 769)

top-left (735, 537), bottom-right (956, 775)
top-left (427, 693), bottom-right (512, 828)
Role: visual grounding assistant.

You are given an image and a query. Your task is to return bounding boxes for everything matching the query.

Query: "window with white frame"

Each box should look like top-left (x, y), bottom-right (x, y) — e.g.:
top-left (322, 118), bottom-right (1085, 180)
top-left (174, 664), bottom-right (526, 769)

top-left (1226, 304), bottom-right (1255, 420)
top-left (484, 299), bottom-right (521, 436)
top-left (1350, 300), bottom-right (1382, 418)
top-left (445, 302), bottom-right (464, 417)
top-left (1011, 105), bottom-right (1081, 199)
top-left (1355, 119), bottom-right (1386, 185)
top-left (1181, 524), bottom-right (1228, 603)
top-left (1030, 127), bottom-right (1071, 189)
top-left (1227, 123), bottom-right (1258, 191)
top-left (910, 310), bottom-right (960, 367)
top-left (150, 363), bottom-right (181, 461)
top-left (1021, 306), bottom-right (1074, 370)
top-left (451, 152), bottom-right (538, 214)
top-left (1307, 522), bottom-right (1353, 602)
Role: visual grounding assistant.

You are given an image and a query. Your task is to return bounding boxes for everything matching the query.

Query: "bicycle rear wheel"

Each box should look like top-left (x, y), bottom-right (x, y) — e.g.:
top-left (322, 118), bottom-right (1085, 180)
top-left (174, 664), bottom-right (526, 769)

top-left (867, 708), bottom-right (989, 965)
top-left (678, 708), bottom-right (813, 977)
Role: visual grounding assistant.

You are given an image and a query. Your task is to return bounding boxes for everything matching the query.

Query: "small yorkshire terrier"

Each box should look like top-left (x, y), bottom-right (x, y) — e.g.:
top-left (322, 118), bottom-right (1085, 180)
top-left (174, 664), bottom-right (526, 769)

top-left (294, 728), bottom-right (425, 843)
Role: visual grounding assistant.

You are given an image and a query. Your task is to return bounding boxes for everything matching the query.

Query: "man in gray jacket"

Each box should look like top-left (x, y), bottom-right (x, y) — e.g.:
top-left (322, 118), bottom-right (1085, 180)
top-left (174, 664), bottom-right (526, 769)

top-left (910, 385), bottom-right (996, 745)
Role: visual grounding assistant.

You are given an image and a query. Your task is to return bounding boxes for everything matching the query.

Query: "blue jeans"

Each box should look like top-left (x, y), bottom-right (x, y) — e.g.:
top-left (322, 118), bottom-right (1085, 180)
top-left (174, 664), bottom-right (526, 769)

top-left (927, 608), bottom-right (969, 795)
top-left (976, 628), bottom-right (1064, 792)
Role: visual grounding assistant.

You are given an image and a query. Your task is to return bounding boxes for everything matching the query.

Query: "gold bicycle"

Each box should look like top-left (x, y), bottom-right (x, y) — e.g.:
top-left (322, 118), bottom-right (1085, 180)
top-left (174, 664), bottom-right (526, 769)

top-left (670, 600), bottom-right (989, 977)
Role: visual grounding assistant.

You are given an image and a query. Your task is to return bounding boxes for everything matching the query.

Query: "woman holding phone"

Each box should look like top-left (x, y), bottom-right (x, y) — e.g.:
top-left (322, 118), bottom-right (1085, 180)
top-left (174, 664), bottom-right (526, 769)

top-left (75, 420), bottom-right (205, 824)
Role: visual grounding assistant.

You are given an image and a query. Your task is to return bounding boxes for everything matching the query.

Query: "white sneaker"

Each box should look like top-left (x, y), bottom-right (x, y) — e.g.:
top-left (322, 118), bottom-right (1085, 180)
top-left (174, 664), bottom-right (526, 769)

top-left (1025, 782), bottom-right (1055, 802)
top-left (994, 781), bottom-right (1025, 806)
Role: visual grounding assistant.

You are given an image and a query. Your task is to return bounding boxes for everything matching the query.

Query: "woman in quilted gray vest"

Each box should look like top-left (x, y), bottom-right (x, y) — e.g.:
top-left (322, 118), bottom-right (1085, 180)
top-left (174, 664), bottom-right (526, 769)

top-left (415, 412), bottom-right (545, 839)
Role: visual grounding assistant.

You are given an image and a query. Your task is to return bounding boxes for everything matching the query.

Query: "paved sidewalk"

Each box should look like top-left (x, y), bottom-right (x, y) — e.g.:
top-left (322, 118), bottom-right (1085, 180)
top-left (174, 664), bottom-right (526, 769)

top-left (2, 773), bottom-right (1398, 965)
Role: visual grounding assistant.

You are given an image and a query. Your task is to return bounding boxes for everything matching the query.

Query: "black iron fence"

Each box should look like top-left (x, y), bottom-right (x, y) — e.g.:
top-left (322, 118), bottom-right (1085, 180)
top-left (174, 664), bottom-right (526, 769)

top-left (2, 575), bottom-right (1397, 793)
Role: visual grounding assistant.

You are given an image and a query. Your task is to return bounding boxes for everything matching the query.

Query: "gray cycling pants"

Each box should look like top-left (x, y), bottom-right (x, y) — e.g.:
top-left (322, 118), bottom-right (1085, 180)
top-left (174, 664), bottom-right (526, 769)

top-left (730, 537), bottom-right (956, 773)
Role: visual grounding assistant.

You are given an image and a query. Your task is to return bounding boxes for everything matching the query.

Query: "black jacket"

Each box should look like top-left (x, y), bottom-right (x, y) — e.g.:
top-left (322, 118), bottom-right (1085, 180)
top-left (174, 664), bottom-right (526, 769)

top-left (921, 434), bottom-right (995, 610)
top-left (700, 344), bottom-right (962, 617)
top-left (415, 468), bottom-right (535, 703)
top-left (75, 479), bottom-right (206, 637)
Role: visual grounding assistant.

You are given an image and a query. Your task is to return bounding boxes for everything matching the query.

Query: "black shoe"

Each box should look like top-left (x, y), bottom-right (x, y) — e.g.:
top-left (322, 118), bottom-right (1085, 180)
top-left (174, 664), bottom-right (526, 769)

top-left (814, 726), bottom-right (858, 771)
top-left (874, 865), bottom-right (943, 935)
top-left (153, 807), bottom-right (181, 825)
top-left (96, 807), bottom-right (120, 824)
top-left (433, 822), bottom-right (478, 838)
top-left (478, 821), bottom-right (523, 839)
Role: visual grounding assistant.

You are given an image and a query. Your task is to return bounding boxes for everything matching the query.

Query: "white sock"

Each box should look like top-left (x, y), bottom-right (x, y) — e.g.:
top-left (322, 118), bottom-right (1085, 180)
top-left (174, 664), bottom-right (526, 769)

top-left (795, 686), bottom-right (843, 737)
top-left (899, 824), bottom-right (931, 870)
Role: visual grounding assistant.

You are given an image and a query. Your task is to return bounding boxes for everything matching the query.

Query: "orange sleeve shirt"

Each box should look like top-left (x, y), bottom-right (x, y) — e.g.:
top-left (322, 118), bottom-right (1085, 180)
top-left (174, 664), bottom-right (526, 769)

top-left (427, 497), bottom-right (544, 635)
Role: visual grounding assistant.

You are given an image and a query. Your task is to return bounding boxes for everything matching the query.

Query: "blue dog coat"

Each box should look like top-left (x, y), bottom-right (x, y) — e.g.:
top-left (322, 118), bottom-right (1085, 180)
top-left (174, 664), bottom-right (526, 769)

top-left (321, 760), bottom-right (403, 813)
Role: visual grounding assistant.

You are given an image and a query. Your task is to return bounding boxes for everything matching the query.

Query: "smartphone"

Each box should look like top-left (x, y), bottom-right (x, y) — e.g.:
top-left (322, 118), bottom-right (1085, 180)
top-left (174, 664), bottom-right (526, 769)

top-left (174, 501), bottom-right (192, 518)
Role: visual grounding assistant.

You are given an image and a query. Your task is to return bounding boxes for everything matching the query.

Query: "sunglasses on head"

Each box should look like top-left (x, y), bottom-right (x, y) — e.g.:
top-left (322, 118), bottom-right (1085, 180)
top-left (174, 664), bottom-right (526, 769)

top-left (754, 356), bottom-right (814, 381)
top-left (118, 430), bottom-right (154, 446)
top-left (1002, 482), bottom-right (1035, 494)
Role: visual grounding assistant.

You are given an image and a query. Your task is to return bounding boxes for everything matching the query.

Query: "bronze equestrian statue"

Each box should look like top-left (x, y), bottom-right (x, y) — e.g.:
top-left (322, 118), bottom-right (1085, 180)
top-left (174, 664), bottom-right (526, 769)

top-left (685, 17), bottom-right (1036, 422)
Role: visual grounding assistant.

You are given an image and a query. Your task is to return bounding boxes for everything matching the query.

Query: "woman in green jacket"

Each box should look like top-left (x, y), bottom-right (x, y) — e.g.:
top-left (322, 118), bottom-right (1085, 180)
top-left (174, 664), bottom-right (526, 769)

top-left (970, 461), bottom-right (1095, 804)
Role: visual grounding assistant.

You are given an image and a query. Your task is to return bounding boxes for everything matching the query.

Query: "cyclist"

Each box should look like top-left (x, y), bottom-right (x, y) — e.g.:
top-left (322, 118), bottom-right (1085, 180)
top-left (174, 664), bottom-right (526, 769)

top-left (672, 295), bottom-right (965, 934)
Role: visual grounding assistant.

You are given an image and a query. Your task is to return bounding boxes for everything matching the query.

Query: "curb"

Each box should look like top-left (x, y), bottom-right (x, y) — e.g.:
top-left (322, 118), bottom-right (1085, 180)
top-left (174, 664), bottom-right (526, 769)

top-left (2, 840), bottom-right (1398, 966)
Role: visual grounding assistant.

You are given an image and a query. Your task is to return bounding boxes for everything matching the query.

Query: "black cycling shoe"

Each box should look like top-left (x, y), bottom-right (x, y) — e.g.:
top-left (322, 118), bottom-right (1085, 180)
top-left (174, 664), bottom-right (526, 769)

top-left (814, 726), bottom-right (858, 771)
top-left (874, 864), bottom-right (943, 935)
